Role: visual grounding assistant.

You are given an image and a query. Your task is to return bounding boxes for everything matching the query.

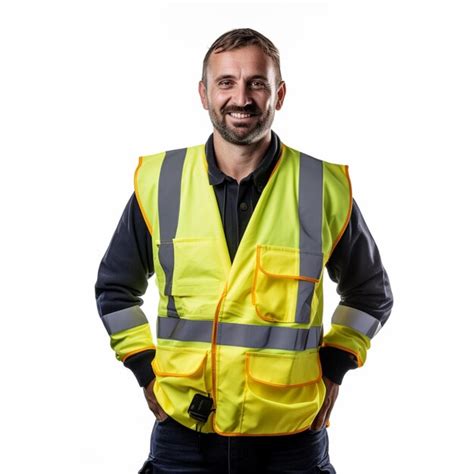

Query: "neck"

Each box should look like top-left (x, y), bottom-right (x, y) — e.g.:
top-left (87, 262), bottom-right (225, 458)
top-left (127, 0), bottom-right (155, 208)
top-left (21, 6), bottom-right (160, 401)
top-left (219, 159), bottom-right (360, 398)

top-left (212, 131), bottom-right (272, 183)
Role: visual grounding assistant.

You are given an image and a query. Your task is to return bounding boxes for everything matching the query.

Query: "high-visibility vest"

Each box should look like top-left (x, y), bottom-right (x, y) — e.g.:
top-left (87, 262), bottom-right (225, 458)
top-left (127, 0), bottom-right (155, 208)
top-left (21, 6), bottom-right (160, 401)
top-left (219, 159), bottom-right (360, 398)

top-left (107, 142), bottom-right (374, 435)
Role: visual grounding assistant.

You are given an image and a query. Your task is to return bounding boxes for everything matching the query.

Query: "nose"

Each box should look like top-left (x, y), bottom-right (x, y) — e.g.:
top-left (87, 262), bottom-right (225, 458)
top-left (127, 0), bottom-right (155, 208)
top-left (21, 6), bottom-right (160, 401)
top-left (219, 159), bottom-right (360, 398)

top-left (232, 81), bottom-right (252, 107)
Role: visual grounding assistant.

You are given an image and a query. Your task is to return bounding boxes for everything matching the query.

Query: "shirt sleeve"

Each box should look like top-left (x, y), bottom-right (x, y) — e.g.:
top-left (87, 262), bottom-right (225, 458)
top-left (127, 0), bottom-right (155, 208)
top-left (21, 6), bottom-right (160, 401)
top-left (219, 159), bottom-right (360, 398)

top-left (319, 199), bottom-right (393, 384)
top-left (95, 193), bottom-right (156, 387)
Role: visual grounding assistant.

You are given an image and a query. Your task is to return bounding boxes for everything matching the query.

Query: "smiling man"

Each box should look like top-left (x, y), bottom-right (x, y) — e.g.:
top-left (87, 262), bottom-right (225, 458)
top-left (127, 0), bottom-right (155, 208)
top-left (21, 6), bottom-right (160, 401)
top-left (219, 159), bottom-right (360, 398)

top-left (95, 29), bottom-right (393, 473)
top-left (201, 43), bottom-right (284, 148)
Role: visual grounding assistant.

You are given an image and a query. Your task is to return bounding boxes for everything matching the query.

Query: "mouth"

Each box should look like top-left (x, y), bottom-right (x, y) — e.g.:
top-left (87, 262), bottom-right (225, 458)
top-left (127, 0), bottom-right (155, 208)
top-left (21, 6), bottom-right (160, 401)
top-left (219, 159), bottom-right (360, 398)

top-left (227, 112), bottom-right (257, 120)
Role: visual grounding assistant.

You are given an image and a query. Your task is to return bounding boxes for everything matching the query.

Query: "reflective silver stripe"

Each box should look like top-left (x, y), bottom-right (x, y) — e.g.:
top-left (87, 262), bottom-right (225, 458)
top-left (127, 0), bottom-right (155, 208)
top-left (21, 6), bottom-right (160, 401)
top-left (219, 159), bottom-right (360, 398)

top-left (101, 306), bottom-right (148, 335)
top-left (296, 154), bottom-right (323, 323)
top-left (157, 317), bottom-right (322, 351)
top-left (219, 322), bottom-right (321, 351)
top-left (158, 148), bottom-right (187, 317)
top-left (158, 317), bottom-right (213, 343)
top-left (331, 305), bottom-right (381, 338)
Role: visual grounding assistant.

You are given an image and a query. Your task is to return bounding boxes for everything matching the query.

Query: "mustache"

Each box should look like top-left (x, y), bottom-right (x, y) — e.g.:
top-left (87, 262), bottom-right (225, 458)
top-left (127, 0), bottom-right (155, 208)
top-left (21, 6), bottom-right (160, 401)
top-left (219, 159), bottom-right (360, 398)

top-left (222, 105), bottom-right (261, 115)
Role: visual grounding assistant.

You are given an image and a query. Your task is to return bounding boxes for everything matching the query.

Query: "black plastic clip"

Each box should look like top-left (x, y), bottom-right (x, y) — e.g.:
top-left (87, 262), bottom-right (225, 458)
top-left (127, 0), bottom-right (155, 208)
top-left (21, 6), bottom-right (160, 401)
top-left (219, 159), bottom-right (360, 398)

top-left (188, 394), bottom-right (214, 423)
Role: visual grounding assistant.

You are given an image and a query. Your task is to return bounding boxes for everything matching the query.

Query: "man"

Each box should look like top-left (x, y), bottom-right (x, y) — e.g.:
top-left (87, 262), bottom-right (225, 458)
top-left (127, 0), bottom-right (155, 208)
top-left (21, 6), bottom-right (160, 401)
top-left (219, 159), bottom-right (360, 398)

top-left (95, 28), bottom-right (393, 473)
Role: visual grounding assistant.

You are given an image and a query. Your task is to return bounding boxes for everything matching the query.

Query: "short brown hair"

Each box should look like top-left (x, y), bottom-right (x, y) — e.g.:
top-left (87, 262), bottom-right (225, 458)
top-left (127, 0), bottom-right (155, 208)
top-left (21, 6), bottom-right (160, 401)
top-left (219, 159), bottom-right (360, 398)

top-left (201, 28), bottom-right (282, 85)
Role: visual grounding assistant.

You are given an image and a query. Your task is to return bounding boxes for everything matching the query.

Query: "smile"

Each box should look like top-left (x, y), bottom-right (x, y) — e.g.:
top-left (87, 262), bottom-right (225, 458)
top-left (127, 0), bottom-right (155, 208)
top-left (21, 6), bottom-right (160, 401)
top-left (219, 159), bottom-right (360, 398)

top-left (228, 112), bottom-right (255, 119)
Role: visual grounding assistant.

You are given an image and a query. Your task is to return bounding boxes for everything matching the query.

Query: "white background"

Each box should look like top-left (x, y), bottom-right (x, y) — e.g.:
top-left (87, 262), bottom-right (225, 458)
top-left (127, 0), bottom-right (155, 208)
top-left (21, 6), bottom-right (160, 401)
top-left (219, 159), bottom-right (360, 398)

top-left (1, 0), bottom-right (473, 472)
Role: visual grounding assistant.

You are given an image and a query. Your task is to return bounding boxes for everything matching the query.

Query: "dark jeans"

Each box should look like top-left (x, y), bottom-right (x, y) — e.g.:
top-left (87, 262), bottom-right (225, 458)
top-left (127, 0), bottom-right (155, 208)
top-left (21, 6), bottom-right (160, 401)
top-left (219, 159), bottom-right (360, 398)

top-left (139, 417), bottom-right (336, 473)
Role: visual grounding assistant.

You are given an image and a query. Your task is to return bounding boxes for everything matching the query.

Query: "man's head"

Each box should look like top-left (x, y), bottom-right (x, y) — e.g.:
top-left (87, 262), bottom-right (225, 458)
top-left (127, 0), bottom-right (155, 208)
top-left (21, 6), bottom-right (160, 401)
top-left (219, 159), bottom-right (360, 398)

top-left (199, 28), bottom-right (286, 146)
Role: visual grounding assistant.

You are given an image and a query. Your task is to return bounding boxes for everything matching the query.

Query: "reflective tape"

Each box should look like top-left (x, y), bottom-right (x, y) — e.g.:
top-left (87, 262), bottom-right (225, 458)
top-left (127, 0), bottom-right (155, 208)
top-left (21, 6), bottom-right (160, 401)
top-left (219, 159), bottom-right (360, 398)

top-left (157, 316), bottom-right (322, 351)
top-left (102, 305), bottom-right (148, 335)
top-left (218, 322), bottom-right (322, 351)
top-left (296, 154), bottom-right (323, 323)
top-left (158, 148), bottom-right (187, 317)
top-left (158, 317), bottom-right (213, 343)
top-left (331, 304), bottom-right (381, 338)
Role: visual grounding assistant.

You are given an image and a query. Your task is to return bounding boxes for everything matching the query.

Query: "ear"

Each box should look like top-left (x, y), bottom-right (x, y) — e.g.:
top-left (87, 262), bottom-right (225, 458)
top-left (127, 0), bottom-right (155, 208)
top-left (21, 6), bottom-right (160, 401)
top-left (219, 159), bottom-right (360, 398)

top-left (275, 81), bottom-right (287, 110)
top-left (198, 81), bottom-right (209, 110)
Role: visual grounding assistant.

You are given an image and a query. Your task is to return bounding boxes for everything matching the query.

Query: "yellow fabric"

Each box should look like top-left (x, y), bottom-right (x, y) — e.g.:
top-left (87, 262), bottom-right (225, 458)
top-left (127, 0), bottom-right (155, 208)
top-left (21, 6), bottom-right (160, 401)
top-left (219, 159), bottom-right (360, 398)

top-left (323, 324), bottom-right (371, 367)
top-left (253, 245), bottom-right (320, 323)
top-left (110, 323), bottom-right (154, 361)
top-left (322, 162), bottom-right (353, 260)
top-left (134, 143), bottom-right (352, 435)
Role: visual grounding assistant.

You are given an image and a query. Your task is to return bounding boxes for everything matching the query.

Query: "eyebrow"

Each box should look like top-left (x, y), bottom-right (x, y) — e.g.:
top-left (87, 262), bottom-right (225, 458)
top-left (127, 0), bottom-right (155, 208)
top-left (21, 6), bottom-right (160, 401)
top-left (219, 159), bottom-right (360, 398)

top-left (214, 74), bottom-right (270, 82)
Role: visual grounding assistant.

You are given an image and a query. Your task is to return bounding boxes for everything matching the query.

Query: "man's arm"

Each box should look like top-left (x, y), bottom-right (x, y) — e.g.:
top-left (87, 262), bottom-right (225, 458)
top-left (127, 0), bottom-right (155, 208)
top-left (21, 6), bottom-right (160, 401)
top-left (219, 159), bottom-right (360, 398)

top-left (312, 199), bottom-right (393, 429)
top-left (319, 199), bottom-right (394, 384)
top-left (95, 193), bottom-right (156, 388)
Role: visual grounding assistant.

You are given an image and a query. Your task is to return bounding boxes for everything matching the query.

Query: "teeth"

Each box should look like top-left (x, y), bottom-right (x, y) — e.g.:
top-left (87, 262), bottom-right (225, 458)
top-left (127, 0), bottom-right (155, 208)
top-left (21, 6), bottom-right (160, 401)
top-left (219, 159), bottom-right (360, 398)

top-left (230, 113), bottom-right (252, 118)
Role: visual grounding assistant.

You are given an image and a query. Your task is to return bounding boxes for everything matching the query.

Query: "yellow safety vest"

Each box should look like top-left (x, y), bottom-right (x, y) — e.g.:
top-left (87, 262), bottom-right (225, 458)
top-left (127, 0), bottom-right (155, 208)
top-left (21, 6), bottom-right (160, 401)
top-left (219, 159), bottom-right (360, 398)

top-left (106, 142), bottom-right (373, 436)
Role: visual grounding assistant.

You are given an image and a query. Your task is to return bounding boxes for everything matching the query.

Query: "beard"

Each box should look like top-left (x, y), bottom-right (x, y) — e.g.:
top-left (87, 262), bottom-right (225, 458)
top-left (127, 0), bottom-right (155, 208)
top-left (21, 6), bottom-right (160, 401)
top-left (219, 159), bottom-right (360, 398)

top-left (208, 103), bottom-right (275, 146)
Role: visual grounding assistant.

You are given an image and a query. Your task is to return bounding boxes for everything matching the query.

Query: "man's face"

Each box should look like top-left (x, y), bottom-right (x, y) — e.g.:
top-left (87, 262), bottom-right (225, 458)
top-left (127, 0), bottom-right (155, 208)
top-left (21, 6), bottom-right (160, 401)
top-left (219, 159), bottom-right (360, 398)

top-left (199, 45), bottom-right (286, 146)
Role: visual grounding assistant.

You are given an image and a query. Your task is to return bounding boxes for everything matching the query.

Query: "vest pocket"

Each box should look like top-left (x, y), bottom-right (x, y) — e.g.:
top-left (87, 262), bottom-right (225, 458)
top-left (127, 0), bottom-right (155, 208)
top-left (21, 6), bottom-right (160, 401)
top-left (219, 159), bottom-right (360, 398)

top-left (157, 238), bottom-right (224, 296)
top-left (152, 346), bottom-right (209, 424)
top-left (242, 350), bottom-right (325, 433)
top-left (252, 245), bottom-right (323, 323)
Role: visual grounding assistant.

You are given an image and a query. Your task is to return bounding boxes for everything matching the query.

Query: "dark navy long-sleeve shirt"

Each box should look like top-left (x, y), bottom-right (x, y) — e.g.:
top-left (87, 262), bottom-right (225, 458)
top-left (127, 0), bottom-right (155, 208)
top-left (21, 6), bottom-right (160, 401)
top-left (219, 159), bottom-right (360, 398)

top-left (95, 132), bottom-right (393, 387)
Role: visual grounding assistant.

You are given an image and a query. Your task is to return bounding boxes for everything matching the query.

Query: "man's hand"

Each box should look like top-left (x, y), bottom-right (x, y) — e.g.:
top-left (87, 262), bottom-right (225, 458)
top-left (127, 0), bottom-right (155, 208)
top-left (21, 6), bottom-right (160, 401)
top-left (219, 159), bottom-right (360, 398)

top-left (144, 378), bottom-right (169, 422)
top-left (311, 376), bottom-right (339, 430)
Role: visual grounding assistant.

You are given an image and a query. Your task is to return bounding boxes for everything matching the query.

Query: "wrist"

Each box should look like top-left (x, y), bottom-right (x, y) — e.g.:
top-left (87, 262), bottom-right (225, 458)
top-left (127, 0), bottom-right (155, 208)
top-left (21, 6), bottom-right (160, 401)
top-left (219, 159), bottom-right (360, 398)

top-left (319, 346), bottom-right (358, 385)
top-left (123, 349), bottom-right (156, 387)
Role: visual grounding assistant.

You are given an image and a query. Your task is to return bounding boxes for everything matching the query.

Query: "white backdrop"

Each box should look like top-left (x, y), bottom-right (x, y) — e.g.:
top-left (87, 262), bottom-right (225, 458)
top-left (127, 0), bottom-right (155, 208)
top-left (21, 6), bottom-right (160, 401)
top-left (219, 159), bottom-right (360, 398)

top-left (1, 1), bottom-right (473, 472)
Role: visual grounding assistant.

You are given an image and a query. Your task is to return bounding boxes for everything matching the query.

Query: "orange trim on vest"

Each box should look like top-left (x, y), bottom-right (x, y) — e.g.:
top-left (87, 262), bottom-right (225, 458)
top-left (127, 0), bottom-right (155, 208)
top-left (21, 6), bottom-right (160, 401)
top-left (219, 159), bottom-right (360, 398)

top-left (134, 157), bottom-right (154, 236)
top-left (252, 246), bottom-right (319, 322)
top-left (245, 354), bottom-right (322, 388)
top-left (212, 419), bottom-right (315, 437)
top-left (211, 285), bottom-right (228, 427)
top-left (328, 165), bottom-right (352, 259)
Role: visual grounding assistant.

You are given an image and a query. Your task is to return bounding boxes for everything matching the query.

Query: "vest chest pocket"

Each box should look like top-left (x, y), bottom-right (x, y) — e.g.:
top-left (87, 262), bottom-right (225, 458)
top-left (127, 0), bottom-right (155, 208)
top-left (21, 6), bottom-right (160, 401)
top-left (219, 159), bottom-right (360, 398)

top-left (252, 245), bottom-right (323, 324)
top-left (157, 238), bottom-right (225, 296)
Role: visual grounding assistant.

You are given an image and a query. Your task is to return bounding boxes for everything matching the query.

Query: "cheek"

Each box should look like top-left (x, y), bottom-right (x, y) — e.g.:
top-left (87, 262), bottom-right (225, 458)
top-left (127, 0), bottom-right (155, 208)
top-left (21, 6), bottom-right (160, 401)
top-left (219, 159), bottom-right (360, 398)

top-left (258, 92), bottom-right (275, 108)
top-left (214, 92), bottom-right (230, 104)
top-left (209, 95), bottom-right (232, 113)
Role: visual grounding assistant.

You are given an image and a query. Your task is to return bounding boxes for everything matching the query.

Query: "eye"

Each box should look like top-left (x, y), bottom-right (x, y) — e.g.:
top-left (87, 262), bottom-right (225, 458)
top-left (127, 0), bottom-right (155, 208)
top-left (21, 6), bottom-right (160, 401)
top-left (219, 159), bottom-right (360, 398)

top-left (250, 80), bottom-right (269, 91)
top-left (218, 80), bottom-right (233, 88)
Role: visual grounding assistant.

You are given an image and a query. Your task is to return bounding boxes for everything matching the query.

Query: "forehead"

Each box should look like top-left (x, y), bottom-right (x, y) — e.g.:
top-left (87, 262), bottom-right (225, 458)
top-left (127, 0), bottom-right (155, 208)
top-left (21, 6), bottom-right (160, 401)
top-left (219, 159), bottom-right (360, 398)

top-left (206, 45), bottom-right (276, 80)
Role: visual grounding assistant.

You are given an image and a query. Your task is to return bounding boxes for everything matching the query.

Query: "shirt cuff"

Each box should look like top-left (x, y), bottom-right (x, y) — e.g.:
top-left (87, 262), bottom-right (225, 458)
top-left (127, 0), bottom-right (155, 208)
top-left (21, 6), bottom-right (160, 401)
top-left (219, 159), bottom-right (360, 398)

top-left (319, 346), bottom-right (358, 385)
top-left (123, 349), bottom-right (156, 387)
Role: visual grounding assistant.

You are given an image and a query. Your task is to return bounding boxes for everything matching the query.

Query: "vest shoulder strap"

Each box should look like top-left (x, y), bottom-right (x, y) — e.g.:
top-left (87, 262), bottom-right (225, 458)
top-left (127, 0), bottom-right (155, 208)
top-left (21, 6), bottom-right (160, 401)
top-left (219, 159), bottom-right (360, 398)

top-left (134, 150), bottom-right (168, 238)
top-left (322, 160), bottom-right (353, 258)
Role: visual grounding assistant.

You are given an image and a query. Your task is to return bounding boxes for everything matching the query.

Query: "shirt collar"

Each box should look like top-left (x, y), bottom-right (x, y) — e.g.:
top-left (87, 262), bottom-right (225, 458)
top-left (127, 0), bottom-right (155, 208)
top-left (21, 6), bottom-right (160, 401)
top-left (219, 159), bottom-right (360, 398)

top-left (205, 131), bottom-right (281, 189)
